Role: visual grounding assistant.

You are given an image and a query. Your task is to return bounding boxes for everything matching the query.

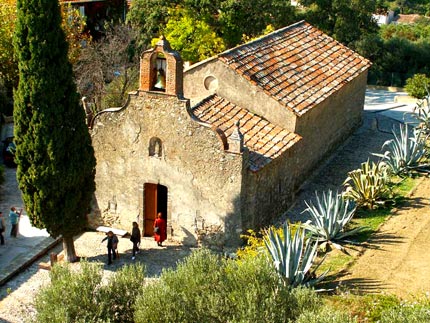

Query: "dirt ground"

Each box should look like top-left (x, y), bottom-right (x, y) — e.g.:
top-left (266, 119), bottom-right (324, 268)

top-left (337, 176), bottom-right (430, 300)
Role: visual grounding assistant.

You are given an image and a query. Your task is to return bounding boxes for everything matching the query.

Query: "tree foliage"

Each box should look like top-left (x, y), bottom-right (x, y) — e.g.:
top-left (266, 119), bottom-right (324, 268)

top-left (380, 18), bottom-right (430, 42)
top-left (349, 12), bottom-right (430, 87)
top-left (0, 0), bottom-right (18, 92)
top-left (13, 0), bottom-right (96, 261)
top-left (74, 23), bottom-right (139, 111)
top-left (384, 0), bottom-right (430, 15)
top-left (127, 0), bottom-right (296, 54)
top-left (0, 0), bottom-right (91, 114)
top-left (158, 8), bottom-right (225, 63)
top-left (218, 0), bottom-right (296, 47)
top-left (126, 0), bottom-right (176, 51)
top-left (61, 4), bottom-right (92, 64)
top-left (300, 0), bottom-right (378, 45)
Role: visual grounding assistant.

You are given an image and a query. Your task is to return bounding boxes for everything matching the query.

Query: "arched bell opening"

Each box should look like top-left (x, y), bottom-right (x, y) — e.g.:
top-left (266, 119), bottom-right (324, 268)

top-left (151, 52), bottom-right (167, 92)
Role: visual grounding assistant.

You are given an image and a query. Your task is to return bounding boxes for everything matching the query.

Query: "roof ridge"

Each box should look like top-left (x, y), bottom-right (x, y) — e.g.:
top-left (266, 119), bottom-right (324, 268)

top-left (219, 20), bottom-right (307, 58)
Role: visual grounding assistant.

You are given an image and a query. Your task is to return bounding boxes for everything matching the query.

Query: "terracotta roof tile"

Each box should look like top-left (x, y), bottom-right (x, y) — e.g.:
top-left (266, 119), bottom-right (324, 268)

top-left (192, 95), bottom-right (301, 171)
top-left (218, 21), bottom-right (371, 116)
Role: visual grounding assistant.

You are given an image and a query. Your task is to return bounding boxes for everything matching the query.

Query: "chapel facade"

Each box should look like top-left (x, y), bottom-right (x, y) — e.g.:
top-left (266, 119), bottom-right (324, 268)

top-left (90, 21), bottom-right (371, 248)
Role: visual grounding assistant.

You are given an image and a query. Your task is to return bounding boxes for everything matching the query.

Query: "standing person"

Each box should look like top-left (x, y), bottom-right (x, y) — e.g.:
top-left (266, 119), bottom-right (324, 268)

top-left (130, 221), bottom-right (141, 260)
top-left (9, 207), bottom-right (21, 238)
top-left (0, 212), bottom-right (6, 245)
top-left (101, 231), bottom-right (119, 265)
top-left (153, 212), bottom-right (167, 247)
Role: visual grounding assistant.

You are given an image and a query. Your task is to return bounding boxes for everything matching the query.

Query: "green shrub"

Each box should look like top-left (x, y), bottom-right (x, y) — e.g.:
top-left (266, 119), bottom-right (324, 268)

top-left (134, 249), bottom-right (228, 323)
top-left (379, 304), bottom-right (430, 323)
top-left (405, 73), bottom-right (430, 99)
top-left (237, 228), bottom-right (267, 259)
top-left (223, 253), bottom-right (300, 323)
top-left (34, 261), bottom-right (103, 323)
top-left (295, 306), bottom-right (358, 323)
top-left (134, 248), bottom-right (324, 323)
top-left (290, 286), bottom-right (324, 317)
top-left (329, 293), bottom-right (430, 322)
top-left (362, 294), bottom-right (401, 322)
top-left (343, 160), bottom-right (391, 209)
top-left (97, 263), bottom-right (146, 323)
top-left (237, 225), bottom-right (297, 260)
top-left (34, 261), bottom-right (145, 323)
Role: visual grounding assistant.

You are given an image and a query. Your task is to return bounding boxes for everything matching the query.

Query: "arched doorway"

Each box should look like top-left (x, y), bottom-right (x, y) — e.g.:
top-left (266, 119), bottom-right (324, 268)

top-left (143, 183), bottom-right (168, 236)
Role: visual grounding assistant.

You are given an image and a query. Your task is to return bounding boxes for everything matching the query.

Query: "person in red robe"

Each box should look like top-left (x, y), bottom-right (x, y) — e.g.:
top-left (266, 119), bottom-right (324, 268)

top-left (153, 212), bottom-right (167, 246)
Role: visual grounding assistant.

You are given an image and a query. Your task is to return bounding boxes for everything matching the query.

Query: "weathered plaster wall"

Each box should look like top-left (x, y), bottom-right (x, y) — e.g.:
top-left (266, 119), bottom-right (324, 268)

top-left (240, 139), bottom-right (309, 230)
top-left (294, 71), bottom-right (368, 177)
top-left (91, 91), bottom-right (244, 246)
top-left (184, 60), bottom-right (297, 131)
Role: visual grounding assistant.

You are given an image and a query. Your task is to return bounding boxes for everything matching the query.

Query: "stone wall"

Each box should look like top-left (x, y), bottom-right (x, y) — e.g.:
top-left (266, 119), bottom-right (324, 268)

top-left (240, 137), bottom-right (312, 230)
top-left (90, 91), bottom-right (244, 246)
top-left (294, 71), bottom-right (368, 176)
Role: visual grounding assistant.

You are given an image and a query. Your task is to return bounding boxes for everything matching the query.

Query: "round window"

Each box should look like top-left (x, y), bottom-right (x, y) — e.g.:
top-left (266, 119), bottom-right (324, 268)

top-left (204, 75), bottom-right (218, 91)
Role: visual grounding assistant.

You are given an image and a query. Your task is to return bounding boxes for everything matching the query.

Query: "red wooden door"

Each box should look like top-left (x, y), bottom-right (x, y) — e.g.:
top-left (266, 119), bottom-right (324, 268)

top-left (144, 183), bottom-right (157, 236)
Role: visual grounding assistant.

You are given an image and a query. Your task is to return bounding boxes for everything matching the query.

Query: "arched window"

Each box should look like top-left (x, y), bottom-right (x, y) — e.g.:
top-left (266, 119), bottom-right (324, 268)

top-left (149, 137), bottom-right (162, 157)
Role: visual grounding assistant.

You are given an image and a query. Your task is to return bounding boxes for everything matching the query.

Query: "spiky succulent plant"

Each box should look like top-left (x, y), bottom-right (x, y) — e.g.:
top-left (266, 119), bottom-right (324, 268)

top-left (343, 160), bottom-right (391, 209)
top-left (264, 222), bottom-right (326, 288)
top-left (302, 190), bottom-right (365, 251)
top-left (373, 124), bottom-right (429, 176)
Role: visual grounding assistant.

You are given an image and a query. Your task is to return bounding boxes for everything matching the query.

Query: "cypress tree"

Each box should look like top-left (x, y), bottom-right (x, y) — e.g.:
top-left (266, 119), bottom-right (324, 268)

top-left (13, 0), bottom-right (96, 262)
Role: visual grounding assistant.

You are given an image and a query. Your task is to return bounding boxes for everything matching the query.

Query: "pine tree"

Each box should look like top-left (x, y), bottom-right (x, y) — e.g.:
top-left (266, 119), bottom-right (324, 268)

top-left (13, 0), bottom-right (96, 262)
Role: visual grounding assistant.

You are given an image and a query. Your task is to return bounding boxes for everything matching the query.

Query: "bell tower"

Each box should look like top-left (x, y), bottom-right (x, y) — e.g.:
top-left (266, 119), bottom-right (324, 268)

top-left (139, 36), bottom-right (184, 98)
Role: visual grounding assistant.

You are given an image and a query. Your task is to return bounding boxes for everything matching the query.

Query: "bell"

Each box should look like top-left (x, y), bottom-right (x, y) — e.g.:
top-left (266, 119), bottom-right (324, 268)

top-left (154, 69), bottom-right (166, 90)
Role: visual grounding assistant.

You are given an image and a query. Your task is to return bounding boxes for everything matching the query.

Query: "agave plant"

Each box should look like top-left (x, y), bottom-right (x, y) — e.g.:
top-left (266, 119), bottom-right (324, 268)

top-left (264, 222), bottom-right (326, 288)
top-left (412, 86), bottom-right (430, 134)
top-left (301, 190), bottom-right (365, 251)
top-left (373, 124), bottom-right (429, 176)
top-left (343, 160), bottom-right (391, 209)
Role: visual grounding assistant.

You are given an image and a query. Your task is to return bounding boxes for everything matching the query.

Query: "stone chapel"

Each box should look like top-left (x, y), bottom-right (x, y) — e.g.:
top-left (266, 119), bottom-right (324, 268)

top-left (89, 20), bottom-right (371, 248)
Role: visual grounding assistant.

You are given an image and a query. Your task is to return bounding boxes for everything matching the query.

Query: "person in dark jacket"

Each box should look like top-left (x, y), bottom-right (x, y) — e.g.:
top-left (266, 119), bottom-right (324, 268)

top-left (130, 221), bottom-right (141, 260)
top-left (102, 231), bottom-right (118, 265)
